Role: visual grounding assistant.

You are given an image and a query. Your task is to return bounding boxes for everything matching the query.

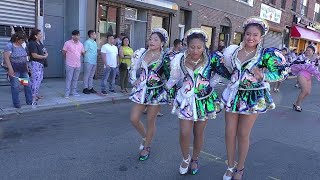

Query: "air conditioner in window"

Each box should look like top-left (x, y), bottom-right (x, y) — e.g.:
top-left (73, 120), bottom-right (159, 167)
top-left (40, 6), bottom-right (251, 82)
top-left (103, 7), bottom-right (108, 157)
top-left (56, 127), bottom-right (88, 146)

top-left (125, 7), bottom-right (138, 20)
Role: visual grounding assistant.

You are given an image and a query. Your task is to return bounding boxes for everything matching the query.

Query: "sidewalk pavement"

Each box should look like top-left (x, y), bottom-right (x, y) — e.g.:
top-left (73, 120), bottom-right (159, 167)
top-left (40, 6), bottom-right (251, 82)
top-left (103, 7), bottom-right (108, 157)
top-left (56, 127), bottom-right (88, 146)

top-left (0, 75), bottom-right (298, 117)
top-left (0, 78), bottom-right (130, 116)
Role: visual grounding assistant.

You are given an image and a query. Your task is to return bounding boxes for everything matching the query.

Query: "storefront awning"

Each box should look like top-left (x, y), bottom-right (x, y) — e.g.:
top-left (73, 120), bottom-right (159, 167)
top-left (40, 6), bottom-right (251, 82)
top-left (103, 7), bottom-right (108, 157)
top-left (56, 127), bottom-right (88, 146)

top-left (134, 0), bottom-right (178, 10)
top-left (291, 25), bottom-right (320, 42)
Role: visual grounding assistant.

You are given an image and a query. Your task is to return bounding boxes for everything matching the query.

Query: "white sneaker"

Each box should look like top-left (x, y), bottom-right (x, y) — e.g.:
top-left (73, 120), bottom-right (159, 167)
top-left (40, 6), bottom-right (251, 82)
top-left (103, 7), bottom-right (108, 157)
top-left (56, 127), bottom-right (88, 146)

top-left (179, 154), bottom-right (191, 175)
top-left (71, 92), bottom-right (80, 97)
top-left (139, 138), bottom-right (146, 150)
top-left (31, 101), bottom-right (37, 109)
top-left (223, 166), bottom-right (236, 180)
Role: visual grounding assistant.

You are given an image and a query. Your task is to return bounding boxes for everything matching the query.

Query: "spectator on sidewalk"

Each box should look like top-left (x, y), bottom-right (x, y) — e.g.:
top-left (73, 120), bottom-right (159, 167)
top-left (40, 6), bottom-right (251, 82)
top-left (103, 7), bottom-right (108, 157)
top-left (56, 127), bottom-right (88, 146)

top-left (167, 39), bottom-right (183, 60)
top-left (83, 30), bottom-right (98, 94)
top-left (291, 49), bottom-right (297, 60)
top-left (115, 33), bottom-right (126, 48)
top-left (3, 32), bottom-right (32, 108)
top-left (28, 29), bottom-right (48, 104)
top-left (62, 30), bottom-right (85, 98)
top-left (217, 40), bottom-right (225, 52)
top-left (119, 36), bottom-right (133, 93)
top-left (100, 34), bottom-right (119, 94)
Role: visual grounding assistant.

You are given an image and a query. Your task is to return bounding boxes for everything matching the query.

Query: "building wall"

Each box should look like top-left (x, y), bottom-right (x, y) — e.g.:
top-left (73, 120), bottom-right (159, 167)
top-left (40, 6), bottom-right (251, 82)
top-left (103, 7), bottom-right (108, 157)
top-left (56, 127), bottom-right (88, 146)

top-left (196, 3), bottom-right (247, 49)
top-left (90, 0), bottom-right (320, 79)
top-left (95, 0), bottom-right (177, 78)
top-left (172, 0), bottom-right (255, 50)
top-left (253, 0), bottom-right (293, 31)
top-left (171, 0), bottom-right (295, 49)
top-left (65, 0), bottom-right (80, 39)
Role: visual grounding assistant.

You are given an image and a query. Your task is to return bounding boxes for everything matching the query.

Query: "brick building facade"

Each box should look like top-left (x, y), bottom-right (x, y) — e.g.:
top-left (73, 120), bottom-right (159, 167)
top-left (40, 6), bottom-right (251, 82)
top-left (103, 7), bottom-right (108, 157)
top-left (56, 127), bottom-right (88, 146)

top-left (173, 0), bottom-right (294, 50)
top-left (286, 0), bottom-right (320, 53)
top-left (92, 0), bottom-right (320, 78)
top-left (94, 0), bottom-right (178, 78)
top-left (173, 0), bottom-right (255, 51)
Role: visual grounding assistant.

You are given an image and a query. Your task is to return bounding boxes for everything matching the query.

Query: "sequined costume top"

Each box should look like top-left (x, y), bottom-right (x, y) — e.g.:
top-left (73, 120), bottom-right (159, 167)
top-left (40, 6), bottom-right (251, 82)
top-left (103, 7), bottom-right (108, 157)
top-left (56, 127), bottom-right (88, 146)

top-left (166, 52), bottom-right (222, 121)
top-left (129, 48), bottom-right (171, 105)
top-left (211, 43), bottom-right (288, 114)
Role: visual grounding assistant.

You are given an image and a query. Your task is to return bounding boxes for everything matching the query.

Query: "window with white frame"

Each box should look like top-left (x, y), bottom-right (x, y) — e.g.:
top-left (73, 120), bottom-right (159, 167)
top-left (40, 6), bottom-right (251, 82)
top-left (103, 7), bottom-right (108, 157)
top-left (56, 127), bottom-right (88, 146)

top-left (300, 0), bottom-right (308, 16)
top-left (236, 0), bottom-right (254, 6)
top-left (314, 3), bottom-right (320, 22)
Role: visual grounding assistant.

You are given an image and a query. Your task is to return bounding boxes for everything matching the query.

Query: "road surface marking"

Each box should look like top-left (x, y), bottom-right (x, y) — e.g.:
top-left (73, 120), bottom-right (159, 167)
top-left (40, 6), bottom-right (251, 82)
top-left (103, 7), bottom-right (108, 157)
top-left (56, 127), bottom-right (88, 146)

top-left (202, 156), bottom-right (225, 164)
top-left (268, 176), bottom-right (281, 180)
top-left (191, 147), bottom-right (281, 179)
top-left (200, 150), bottom-right (222, 160)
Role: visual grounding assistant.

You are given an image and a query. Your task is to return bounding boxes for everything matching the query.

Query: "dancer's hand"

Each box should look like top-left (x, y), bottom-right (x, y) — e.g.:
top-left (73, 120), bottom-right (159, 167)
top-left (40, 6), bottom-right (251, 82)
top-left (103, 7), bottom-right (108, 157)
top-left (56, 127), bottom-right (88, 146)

top-left (252, 67), bottom-right (264, 81)
top-left (220, 57), bottom-right (225, 63)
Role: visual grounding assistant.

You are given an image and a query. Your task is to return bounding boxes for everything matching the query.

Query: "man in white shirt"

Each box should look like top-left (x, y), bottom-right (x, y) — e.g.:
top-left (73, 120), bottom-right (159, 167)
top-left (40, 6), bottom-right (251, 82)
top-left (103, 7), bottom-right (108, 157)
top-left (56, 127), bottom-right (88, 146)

top-left (100, 34), bottom-right (119, 94)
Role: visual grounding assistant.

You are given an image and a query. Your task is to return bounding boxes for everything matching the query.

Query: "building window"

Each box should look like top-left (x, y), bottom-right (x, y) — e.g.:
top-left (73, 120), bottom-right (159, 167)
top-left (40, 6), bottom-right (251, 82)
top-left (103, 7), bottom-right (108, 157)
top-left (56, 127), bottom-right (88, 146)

top-left (0, 25), bottom-right (12, 37)
top-left (290, 38), bottom-right (299, 50)
top-left (235, 0), bottom-right (254, 6)
top-left (98, 4), bottom-right (119, 48)
top-left (269, 0), bottom-right (276, 5)
top-left (281, 0), bottom-right (286, 9)
top-left (314, 3), bottom-right (320, 22)
top-left (300, 0), bottom-right (308, 16)
top-left (292, 0), bottom-right (297, 11)
top-left (151, 16), bottom-right (163, 29)
top-left (232, 32), bottom-right (243, 45)
top-left (150, 15), bottom-right (170, 42)
top-left (200, 26), bottom-right (215, 51)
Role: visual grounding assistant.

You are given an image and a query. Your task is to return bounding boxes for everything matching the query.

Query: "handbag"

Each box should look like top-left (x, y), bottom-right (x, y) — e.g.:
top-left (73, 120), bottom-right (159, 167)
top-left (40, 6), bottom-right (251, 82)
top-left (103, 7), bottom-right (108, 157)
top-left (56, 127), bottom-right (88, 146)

top-left (119, 63), bottom-right (127, 70)
top-left (43, 58), bottom-right (48, 67)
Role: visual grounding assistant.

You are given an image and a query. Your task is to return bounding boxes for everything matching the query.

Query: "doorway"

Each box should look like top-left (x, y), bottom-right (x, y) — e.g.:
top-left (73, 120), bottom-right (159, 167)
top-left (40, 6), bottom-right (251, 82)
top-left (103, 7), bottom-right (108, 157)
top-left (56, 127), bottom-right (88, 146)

top-left (43, 0), bottom-right (65, 78)
top-left (219, 25), bottom-right (231, 49)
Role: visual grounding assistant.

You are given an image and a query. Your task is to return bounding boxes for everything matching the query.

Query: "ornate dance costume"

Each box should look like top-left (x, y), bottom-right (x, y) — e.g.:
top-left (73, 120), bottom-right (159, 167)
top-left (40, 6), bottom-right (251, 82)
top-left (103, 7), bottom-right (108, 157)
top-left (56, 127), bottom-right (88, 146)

top-left (166, 28), bottom-right (222, 121)
top-left (129, 28), bottom-right (172, 105)
top-left (212, 43), bottom-right (288, 114)
top-left (129, 48), bottom-right (171, 105)
top-left (290, 54), bottom-right (320, 81)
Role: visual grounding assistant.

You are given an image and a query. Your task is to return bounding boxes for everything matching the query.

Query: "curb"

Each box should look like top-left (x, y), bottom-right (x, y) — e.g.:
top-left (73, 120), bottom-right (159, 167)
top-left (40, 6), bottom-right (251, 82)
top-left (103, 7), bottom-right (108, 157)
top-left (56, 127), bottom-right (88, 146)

top-left (0, 94), bottom-right (130, 117)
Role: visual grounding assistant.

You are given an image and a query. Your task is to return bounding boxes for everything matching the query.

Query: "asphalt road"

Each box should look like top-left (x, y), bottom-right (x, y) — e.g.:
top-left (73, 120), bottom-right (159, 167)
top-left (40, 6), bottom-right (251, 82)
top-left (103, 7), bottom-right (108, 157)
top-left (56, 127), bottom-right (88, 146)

top-left (0, 78), bottom-right (319, 180)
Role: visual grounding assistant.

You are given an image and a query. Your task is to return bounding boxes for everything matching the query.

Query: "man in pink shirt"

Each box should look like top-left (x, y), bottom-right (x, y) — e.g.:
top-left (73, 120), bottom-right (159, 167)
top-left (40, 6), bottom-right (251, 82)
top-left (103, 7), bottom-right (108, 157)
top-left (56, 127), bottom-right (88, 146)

top-left (62, 30), bottom-right (85, 98)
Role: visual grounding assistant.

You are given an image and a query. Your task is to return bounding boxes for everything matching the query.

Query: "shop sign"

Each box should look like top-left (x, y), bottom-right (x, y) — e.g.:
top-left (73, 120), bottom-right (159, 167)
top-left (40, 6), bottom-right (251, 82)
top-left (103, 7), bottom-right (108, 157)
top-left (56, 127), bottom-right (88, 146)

top-left (260, 3), bottom-right (282, 24)
top-left (293, 15), bottom-right (310, 26)
top-left (134, 0), bottom-right (178, 10)
top-left (309, 22), bottom-right (320, 31)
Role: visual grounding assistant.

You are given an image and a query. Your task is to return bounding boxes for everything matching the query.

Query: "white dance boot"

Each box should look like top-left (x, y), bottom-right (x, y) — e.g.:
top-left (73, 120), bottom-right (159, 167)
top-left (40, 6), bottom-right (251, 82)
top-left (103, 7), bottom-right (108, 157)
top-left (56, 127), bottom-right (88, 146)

top-left (179, 154), bottom-right (191, 175)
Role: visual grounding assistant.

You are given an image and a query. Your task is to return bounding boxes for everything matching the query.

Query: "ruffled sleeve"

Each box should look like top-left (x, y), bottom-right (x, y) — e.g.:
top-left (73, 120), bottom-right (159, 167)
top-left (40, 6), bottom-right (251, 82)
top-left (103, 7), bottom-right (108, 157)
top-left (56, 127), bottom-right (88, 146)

top-left (162, 51), bottom-right (171, 81)
top-left (165, 53), bottom-right (184, 101)
top-left (210, 50), bottom-right (232, 80)
top-left (166, 53), bottom-right (183, 89)
top-left (210, 73), bottom-right (221, 87)
top-left (292, 54), bottom-right (306, 64)
top-left (259, 47), bottom-right (289, 82)
top-left (129, 48), bottom-right (146, 84)
top-left (222, 45), bottom-right (238, 72)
